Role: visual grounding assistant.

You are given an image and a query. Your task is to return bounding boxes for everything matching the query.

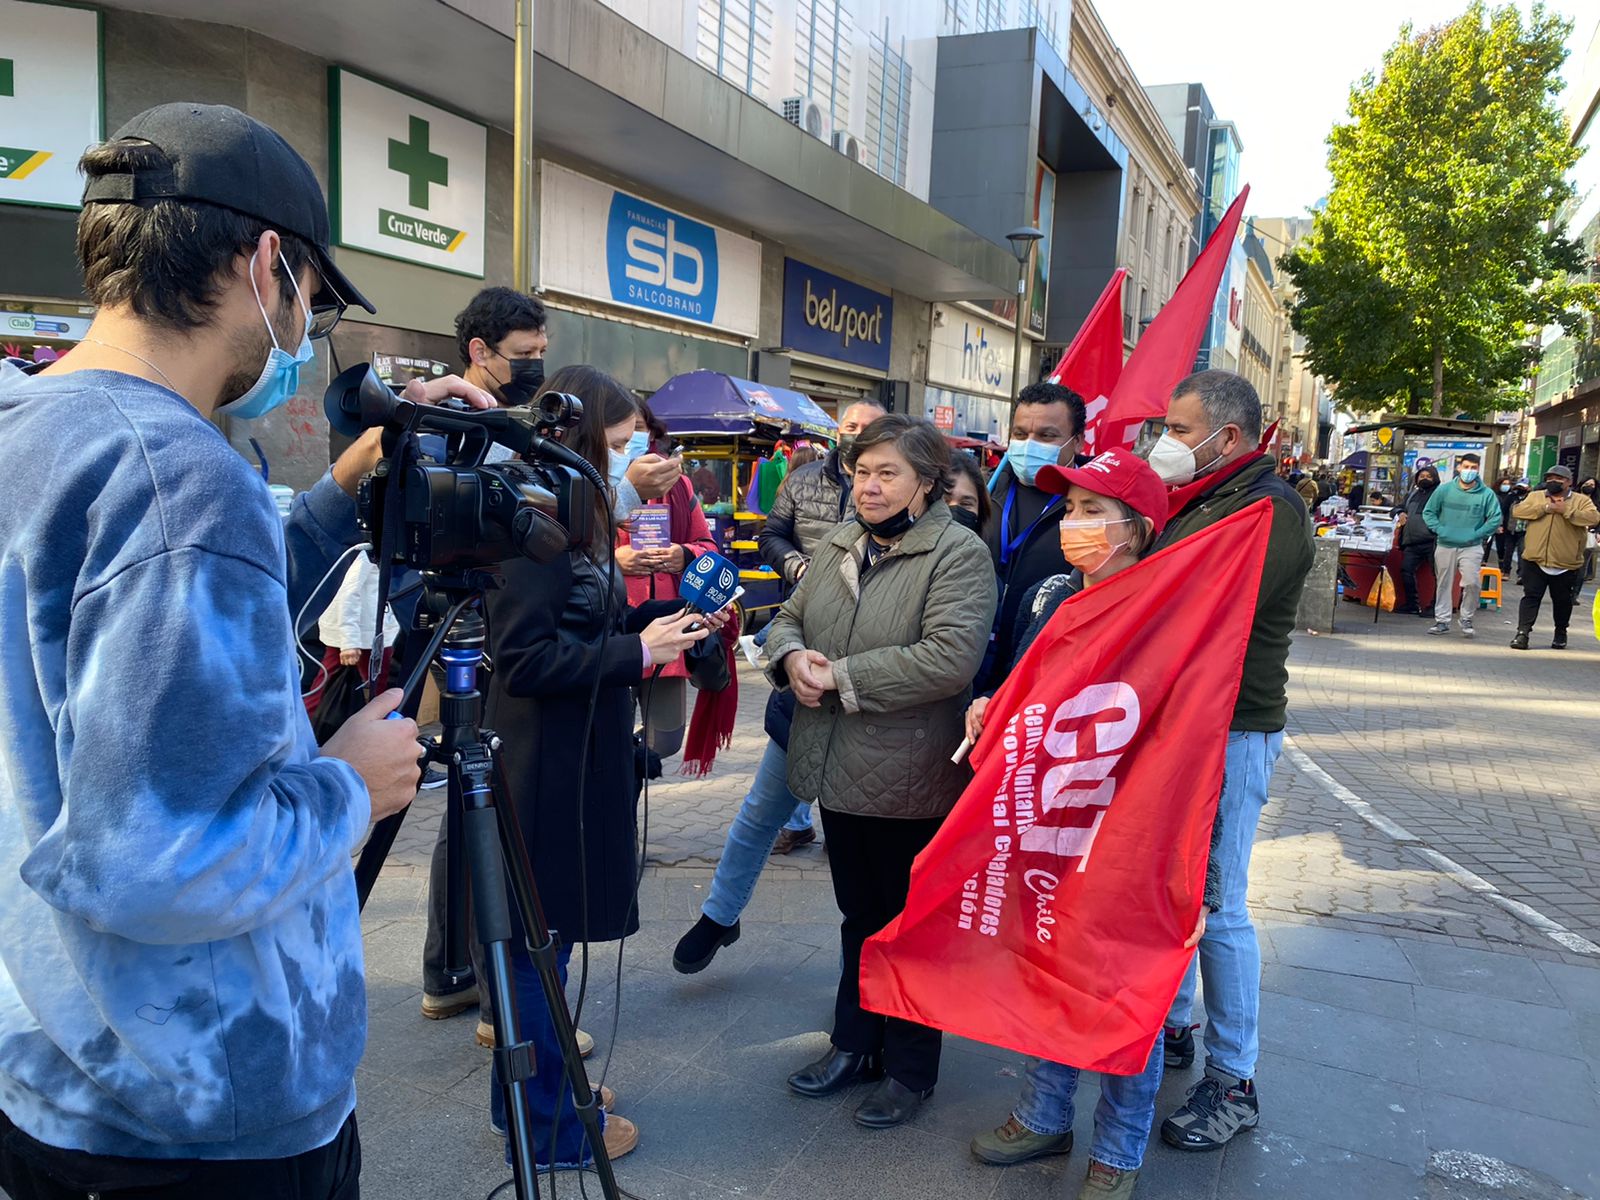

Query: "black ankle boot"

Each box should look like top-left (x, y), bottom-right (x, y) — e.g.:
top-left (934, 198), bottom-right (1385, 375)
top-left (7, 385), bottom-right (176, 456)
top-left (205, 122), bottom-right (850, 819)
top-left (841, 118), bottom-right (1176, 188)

top-left (672, 915), bottom-right (739, 974)
top-left (1510, 629), bottom-right (1530, 650)
top-left (854, 1075), bottom-right (935, 1128)
top-left (1552, 630), bottom-right (1568, 650)
top-left (787, 1047), bottom-right (884, 1098)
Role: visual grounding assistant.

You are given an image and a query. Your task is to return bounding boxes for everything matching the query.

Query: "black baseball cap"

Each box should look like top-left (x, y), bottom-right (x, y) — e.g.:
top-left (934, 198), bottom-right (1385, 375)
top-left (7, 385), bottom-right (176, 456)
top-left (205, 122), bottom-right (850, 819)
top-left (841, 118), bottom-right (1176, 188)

top-left (81, 102), bottom-right (375, 318)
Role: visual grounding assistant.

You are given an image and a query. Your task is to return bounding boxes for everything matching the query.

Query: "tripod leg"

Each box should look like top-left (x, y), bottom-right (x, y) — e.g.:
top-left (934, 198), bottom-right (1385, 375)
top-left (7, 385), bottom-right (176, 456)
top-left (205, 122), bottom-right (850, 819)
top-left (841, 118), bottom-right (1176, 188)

top-left (483, 742), bottom-right (621, 1199)
top-left (461, 793), bottom-right (541, 1200)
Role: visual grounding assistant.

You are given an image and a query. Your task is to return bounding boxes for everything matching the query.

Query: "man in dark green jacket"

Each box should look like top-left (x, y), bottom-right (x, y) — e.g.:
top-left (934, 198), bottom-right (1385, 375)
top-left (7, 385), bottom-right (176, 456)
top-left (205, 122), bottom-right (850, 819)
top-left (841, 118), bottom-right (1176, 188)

top-left (1143, 370), bottom-right (1315, 1154)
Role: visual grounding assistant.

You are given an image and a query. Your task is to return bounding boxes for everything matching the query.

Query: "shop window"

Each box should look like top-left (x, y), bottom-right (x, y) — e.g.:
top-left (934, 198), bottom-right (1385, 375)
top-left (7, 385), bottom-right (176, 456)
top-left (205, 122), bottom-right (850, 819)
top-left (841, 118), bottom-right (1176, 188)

top-left (795, 0), bottom-right (853, 130)
top-left (695, 0), bottom-right (775, 101)
top-left (865, 23), bottom-right (912, 189)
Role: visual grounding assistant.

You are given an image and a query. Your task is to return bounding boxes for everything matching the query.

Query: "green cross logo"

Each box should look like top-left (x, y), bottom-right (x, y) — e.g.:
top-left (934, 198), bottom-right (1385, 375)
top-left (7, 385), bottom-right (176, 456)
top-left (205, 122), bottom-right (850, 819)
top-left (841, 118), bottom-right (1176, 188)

top-left (0, 58), bottom-right (14, 98)
top-left (388, 115), bottom-right (447, 210)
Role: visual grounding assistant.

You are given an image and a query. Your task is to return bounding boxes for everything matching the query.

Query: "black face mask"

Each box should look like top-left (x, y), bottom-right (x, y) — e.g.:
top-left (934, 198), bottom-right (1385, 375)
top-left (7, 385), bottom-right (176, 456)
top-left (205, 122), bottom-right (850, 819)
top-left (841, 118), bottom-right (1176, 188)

top-left (496, 357), bottom-right (544, 406)
top-left (857, 506), bottom-right (917, 541)
top-left (949, 505), bottom-right (982, 533)
top-left (1417, 476), bottom-right (1438, 490)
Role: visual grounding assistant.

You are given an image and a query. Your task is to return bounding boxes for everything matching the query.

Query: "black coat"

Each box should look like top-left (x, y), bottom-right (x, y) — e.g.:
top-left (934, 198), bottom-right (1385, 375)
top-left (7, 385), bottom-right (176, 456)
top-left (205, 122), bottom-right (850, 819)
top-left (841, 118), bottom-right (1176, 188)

top-left (979, 463), bottom-right (1074, 688)
top-left (484, 552), bottom-right (678, 945)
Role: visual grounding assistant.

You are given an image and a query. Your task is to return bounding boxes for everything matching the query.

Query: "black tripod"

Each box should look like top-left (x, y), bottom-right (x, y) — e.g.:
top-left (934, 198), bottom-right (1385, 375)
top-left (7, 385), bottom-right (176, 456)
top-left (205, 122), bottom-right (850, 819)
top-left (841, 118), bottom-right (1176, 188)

top-left (352, 577), bottom-right (619, 1200)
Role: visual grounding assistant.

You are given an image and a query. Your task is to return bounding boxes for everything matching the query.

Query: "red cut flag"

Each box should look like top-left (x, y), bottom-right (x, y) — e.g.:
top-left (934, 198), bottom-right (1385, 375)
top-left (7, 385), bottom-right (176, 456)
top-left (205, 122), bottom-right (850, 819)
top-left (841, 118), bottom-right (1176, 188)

top-left (859, 501), bottom-right (1273, 1075)
top-left (1096, 186), bottom-right (1251, 455)
top-left (1048, 268), bottom-right (1127, 456)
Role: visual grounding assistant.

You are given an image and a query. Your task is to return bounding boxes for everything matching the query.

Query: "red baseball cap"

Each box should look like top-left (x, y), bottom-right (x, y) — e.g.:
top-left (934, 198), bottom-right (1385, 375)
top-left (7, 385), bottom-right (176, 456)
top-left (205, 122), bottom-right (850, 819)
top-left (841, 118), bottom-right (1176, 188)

top-left (1036, 449), bottom-right (1169, 535)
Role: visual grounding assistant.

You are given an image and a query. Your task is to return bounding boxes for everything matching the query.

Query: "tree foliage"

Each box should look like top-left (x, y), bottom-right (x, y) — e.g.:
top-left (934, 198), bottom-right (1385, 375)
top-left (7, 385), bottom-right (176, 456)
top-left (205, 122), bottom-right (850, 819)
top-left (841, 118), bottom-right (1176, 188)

top-left (1284, 2), bottom-right (1594, 418)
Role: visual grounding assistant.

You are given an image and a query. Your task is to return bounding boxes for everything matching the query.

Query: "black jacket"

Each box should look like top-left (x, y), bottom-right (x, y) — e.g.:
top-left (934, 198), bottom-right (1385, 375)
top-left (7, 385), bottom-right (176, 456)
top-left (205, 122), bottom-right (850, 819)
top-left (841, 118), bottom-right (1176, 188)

top-left (758, 451), bottom-right (852, 583)
top-left (1400, 487), bottom-right (1437, 550)
top-left (980, 462), bottom-right (1073, 686)
top-left (1153, 456), bottom-right (1315, 733)
top-left (484, 553), bottom-right (678, 944)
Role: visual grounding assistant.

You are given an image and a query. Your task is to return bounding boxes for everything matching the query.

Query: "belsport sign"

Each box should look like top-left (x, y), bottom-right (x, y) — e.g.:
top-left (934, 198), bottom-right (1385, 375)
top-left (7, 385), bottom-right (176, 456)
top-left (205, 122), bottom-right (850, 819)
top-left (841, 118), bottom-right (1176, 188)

top-left (781, 259), bottom-right (892, 372)
top-left (541, 164), bottom-right (760, 338)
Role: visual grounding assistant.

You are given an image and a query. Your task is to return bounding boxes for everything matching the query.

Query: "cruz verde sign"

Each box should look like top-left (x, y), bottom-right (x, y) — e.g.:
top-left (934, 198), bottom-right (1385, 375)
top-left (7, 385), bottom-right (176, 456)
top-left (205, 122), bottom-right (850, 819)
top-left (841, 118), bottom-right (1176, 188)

top-left (329, 68), bottom-right (487, 277)
top-left (781, 259), bottom-right (892, 372)
top-left (0, 0), bottom-right (102, 210)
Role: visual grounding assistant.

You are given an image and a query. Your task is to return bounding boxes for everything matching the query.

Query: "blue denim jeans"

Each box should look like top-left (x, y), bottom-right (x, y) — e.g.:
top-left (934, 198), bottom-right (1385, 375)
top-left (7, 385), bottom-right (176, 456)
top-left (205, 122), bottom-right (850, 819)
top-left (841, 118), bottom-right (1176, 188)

top-left (703, 739), bottom-right (803, 925)
top-left (486, 944), bottom-right (603, 1168)
top-left (1013, 1040), bottom-right (1165, 1172)
top-left (1165, 729), bottom-right (1283, 1081)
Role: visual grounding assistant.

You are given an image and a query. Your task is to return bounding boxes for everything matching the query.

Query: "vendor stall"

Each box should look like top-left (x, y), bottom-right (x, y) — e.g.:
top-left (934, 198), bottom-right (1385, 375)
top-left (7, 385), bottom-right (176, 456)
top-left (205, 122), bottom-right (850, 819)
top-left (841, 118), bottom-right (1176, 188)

top-left (648, 371), bottom-right (838, 625)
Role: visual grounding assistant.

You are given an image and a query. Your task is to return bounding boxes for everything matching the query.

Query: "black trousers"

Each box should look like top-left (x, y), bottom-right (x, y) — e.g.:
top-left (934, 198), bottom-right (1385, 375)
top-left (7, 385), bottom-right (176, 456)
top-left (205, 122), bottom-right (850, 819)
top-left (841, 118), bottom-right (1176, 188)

top-left (1494, 529), bottom-right (1518, 574)
top-left (0, 1111), bottom-right (359, 1200)
top-left (1399, 544), bottom-right (1434, 612)
top-left (820, 806), bottom-right (945, 1092)
top-left (1517, 562), bottom-right (1580, 635)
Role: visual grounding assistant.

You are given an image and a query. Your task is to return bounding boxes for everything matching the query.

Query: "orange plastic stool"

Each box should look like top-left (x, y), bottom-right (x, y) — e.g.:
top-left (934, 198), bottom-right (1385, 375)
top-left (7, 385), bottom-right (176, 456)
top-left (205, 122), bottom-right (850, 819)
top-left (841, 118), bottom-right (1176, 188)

top-left (1478, 566), bottom-right (1503, 610)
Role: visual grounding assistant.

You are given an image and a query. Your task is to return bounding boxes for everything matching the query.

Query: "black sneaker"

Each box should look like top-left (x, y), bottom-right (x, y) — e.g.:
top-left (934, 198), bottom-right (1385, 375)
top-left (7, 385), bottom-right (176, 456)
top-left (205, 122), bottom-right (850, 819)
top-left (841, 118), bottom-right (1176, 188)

top-left (1510, 630), bottom-right (1530, 651)
top-left (1163, 1024), bottom-right (1196, 1070)
top-left (1552, 631), bottom-right (1568, 650)
top-left (1160, 1069), bottom-right (1258, 1152)
top-left (672, 915), bottom-right (740, 974)
top-left (418, 764), bottom-right (448, 790)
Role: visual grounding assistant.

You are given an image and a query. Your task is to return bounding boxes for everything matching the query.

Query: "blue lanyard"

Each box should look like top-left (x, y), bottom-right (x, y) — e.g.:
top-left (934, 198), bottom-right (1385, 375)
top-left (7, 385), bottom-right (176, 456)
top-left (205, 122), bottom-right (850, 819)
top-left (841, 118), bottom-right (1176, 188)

top-left (1000, 486), bottom-right (1062, 568)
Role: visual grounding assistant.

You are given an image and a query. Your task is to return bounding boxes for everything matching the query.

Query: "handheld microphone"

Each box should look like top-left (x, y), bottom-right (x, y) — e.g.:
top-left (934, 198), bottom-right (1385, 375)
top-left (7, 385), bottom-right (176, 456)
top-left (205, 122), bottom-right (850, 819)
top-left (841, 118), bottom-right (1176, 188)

top-left (679, 550), bottom-right (742, 615)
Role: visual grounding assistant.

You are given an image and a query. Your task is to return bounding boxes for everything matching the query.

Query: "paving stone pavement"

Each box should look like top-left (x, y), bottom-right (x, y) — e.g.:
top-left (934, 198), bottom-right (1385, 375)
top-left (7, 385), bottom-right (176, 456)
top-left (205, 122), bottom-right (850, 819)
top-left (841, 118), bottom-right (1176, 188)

top-left (359, 582), bottom-right (1600, 1200)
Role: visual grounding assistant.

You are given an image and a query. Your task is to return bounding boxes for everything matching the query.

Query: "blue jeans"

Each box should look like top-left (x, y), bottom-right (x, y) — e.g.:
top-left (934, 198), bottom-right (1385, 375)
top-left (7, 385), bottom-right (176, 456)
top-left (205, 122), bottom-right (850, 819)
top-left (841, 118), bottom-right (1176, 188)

top-left (486, 944), bottom-right (603, 1167)
top-left (703, 739), bottom-right (802, 925)
top-left (1013, 1040), bottom-right (1165, 1172)
top-left (1165, 729), bottom-right (1283, 1081)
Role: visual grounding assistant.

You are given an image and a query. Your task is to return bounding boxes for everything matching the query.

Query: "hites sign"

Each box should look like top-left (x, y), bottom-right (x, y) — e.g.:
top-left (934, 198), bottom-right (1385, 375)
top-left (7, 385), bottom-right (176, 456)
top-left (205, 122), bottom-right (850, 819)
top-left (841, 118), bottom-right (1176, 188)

top-left (928, 303), bottom-right (1015, 400)
top-left (781, 259), bottom-right (892, 372)
top-left (329, 68), bottom-right (489, 278)
top-left (541, 164), bottom-right (760, 339)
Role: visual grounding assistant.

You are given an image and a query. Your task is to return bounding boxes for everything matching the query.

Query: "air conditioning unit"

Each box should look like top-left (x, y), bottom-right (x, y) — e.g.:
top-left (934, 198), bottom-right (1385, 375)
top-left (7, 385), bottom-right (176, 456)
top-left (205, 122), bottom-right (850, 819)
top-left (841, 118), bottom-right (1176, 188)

top-left (781, 95), bottom-right (828, 140)
top-left (831, 129), bottom-right (862, 162)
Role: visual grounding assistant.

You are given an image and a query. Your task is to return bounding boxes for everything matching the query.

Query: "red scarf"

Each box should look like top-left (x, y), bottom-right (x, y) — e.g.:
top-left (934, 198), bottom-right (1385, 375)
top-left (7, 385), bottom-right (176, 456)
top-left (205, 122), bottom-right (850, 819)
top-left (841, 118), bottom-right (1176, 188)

top-left (680, 609), bottom-right (742, 777)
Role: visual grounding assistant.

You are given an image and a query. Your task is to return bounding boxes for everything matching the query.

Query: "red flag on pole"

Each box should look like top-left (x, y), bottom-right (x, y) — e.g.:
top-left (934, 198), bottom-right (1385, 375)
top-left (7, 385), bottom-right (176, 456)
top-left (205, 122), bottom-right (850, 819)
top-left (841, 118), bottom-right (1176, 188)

top-left (859, 501), bottom-right (1273, 1075)
top-left (1094, 186), bottom-right (1252, 455)
top-left (1047, 268), bottom-right (1127, 456)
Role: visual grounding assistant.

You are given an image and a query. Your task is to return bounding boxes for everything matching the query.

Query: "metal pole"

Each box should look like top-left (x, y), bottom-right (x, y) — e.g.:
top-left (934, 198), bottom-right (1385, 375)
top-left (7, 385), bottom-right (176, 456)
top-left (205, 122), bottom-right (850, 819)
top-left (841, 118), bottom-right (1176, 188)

top-left (1008, 249), bottom-right (1028, 413)
top-left (512, 0), bottom-right (536, 293)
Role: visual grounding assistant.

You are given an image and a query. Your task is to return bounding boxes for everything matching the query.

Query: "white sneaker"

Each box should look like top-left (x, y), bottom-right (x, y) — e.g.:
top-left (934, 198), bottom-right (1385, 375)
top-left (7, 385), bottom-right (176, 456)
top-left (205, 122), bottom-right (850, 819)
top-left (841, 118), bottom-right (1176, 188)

top-left (738, 635), bottom-right (763, 667)
top-left (1460, 621), bottom-right (1475, 639)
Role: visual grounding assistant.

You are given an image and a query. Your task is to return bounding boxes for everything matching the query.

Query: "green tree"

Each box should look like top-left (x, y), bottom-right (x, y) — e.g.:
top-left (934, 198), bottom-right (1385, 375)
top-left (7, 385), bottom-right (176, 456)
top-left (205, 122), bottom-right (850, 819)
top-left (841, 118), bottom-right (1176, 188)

top-left (1284, 2), bottom-right (1594, 418)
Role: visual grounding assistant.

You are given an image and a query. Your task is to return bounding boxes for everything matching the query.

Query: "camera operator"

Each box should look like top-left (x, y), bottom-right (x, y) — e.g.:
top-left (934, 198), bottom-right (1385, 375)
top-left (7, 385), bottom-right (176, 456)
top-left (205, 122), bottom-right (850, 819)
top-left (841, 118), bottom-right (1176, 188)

top-left (0, 103), bottom-right (492, 1198)
top-left (479, 364), bottom-right (724, 1167)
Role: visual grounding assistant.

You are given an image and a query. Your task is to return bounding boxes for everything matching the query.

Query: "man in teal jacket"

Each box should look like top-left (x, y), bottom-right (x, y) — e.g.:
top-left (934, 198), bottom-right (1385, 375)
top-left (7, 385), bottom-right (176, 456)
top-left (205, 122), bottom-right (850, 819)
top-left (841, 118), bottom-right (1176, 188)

top-left (1422, 452), bottom-right (1503, 637)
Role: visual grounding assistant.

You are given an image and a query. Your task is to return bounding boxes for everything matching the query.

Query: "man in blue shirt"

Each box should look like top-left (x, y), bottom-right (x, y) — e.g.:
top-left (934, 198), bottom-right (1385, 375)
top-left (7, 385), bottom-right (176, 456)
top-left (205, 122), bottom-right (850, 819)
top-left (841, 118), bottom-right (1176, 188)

top-left (0, 103), bottom-right (491, 1198)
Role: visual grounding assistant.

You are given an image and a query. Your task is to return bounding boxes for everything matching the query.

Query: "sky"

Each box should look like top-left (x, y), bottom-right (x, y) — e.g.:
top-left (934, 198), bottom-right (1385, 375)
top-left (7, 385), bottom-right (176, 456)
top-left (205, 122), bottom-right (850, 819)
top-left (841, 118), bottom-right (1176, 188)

top-left (1095, 0), bottom-right (1600, 220)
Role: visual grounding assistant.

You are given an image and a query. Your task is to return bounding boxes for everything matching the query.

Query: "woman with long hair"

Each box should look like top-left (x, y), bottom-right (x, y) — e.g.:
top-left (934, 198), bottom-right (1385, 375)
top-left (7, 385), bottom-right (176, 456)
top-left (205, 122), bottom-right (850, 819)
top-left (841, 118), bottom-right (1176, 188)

top-left (480, 364), bottom-right (719, 1166)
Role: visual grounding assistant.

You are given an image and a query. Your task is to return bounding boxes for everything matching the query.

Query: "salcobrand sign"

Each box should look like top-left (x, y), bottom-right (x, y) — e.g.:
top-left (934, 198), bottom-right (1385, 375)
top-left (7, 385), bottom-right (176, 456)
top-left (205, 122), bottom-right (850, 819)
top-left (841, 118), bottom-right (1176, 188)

top-left (781, 259), bottom-right (892, 373)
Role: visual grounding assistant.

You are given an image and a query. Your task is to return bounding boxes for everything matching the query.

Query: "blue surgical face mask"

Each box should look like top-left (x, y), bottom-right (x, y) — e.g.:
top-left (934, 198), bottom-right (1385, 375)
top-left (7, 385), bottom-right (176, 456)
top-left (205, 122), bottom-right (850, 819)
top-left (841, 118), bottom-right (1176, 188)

top-left (1459, 468), bottom-right (1479, 484)
top-left (625, 430), bottom-right (651, 462)
top-left (608, 447), bottom-right (630, 491)
top-left (1006, 438), bottom-right (1064, 487)
top-left (218, 248), bottom-right (313, 421)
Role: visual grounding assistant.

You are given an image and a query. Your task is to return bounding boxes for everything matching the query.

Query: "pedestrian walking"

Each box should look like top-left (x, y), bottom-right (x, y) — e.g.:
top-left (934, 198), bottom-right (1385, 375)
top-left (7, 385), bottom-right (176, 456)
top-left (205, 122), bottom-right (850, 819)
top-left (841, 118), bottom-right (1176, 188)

top-left (671, 404), bottom-right (888, 976)
top-left (1394, 467), bottom-right (1439, 616)
top-left (1422, 452), bottom-right (1501, 638)
top-left (768, 415), bottom-right (995, 1129)
top-left (1494, 477), bottom-right (1519, 574)
top-left (1508, 465), bottom-right (1599, 650)
top-left (1145, 370), bottom-right (1315, 1153)
top-left (965, 449), bottom-right (1221, 1200)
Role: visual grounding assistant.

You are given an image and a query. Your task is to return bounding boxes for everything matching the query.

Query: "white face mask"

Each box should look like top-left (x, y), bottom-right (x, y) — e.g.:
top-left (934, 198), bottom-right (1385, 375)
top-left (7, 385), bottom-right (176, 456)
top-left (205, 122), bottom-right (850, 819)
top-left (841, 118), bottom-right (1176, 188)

top-left (1147, 426), bottom-right (1226, 485)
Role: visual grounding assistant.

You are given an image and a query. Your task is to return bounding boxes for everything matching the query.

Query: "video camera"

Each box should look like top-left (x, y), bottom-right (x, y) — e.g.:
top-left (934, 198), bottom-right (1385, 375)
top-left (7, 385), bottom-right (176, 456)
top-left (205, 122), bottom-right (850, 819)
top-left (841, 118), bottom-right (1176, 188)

top-left (324, 363), bottom-right (601, 571)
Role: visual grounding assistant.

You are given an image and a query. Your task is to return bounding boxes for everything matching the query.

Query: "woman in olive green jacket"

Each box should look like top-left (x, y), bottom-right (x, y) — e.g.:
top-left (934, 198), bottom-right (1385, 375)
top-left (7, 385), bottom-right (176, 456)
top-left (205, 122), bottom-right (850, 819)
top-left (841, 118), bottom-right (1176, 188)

top-left (764, 414), bottom-right (996, 1130)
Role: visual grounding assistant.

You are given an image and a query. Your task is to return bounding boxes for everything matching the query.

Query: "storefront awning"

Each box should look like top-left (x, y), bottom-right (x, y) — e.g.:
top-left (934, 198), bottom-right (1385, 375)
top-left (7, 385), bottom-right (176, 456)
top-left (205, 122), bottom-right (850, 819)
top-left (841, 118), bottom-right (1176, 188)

top-left (1346, 416), bottom-right (1504, 439)
top-left (650, 371), bottom-right (838, 439)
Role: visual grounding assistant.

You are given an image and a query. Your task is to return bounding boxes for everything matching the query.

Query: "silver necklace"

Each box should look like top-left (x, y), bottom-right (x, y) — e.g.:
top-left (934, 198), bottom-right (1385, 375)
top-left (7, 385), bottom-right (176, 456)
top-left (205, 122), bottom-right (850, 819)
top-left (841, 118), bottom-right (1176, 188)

top-left (82, 338), bottom-right (182, 396)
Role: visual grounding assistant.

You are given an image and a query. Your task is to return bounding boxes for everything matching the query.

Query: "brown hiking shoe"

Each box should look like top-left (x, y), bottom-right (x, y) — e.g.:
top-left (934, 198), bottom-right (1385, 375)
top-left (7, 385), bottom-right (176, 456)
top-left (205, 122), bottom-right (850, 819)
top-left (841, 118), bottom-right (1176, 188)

top-left (1077, 1161), bottom-right (1138, 1199)
top-left (970, 1115), bottom-right (1074, 1165)
top-left (475, 1020), bottom-right (595, 1059)
top-left (771, 826), bottom-right (817, 855)
top-left (421, 984), bottom-right (479, 1020)
top-left (603, 1114), bottom-right (639, 1159)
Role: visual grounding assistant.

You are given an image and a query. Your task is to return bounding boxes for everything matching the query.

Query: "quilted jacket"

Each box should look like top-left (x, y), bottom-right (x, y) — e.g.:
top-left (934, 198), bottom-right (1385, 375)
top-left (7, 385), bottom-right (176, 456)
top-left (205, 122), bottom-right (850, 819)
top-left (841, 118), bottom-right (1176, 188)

top-left (765, 501), bottom-right (996, 819)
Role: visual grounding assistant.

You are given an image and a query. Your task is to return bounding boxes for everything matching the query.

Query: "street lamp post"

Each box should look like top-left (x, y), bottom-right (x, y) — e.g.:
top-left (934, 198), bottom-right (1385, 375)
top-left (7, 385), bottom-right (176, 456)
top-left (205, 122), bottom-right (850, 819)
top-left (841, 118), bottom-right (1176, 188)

top-left (1006, 225), bottom-right (1044, 412)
